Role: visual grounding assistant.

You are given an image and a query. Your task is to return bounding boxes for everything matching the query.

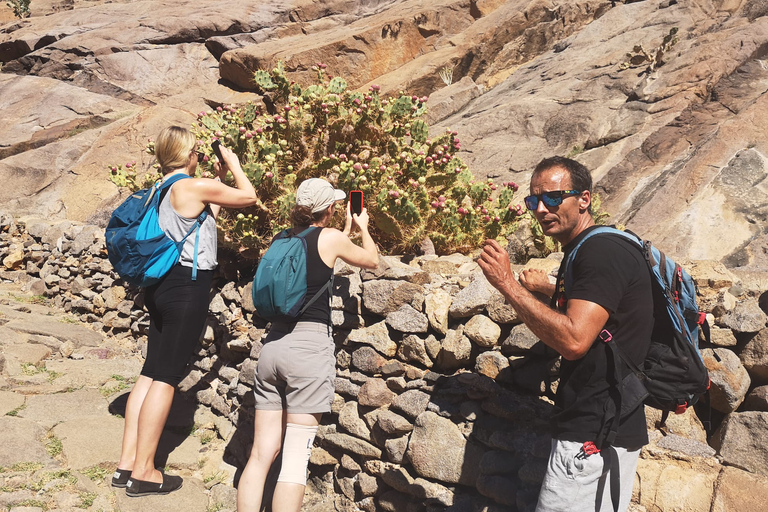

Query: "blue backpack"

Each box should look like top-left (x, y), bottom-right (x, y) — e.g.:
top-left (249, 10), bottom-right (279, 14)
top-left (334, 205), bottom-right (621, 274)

top-left (105, 174), bottom-right (208, 287)
top-left (252, 227), bottom-right (333, 322)
top-left (563, 227), bottom-right (710, 435)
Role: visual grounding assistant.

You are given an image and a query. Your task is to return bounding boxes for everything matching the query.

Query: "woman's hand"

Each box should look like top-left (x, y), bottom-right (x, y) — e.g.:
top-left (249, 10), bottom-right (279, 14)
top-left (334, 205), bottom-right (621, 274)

top-left (353, 207), bottom-right (370, 232)
top-left (343, 201), bottom-right (353, 236)
top-left (213, 145), bottom-right (241, 180)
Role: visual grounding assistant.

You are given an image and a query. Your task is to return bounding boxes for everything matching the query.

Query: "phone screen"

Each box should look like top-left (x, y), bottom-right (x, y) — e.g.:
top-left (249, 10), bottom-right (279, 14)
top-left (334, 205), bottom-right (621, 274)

top-left (211, 140), bottom-right (223, 161)
top-left (350, 190), bottom-right (363, 215)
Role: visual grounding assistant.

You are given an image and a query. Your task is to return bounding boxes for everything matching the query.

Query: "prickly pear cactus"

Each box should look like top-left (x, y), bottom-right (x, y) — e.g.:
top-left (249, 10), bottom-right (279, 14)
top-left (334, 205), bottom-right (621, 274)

top-left (111, 60), bottom-right (542, 256)
top-left (327, 77), bottom-right (347, 94)
top-left (253, 70), bottom-right (276, 91)
top-left (389, 96), bottom-right (413, 117)
top-left (619, 27), bottom-right (679, 72)
top-left (410, 119), bottom-right (429, 143)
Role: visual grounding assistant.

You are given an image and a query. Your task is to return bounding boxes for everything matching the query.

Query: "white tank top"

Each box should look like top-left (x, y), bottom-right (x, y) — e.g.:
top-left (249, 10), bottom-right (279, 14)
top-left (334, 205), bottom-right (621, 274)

top-left (158, 182), bottom-right (218, 270)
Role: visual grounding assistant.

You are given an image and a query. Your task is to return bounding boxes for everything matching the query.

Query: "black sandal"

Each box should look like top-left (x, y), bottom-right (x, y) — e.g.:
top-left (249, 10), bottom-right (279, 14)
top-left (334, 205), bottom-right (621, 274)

top-left (111, 468), bottom-right (132, 488)
top-left (125, 473), bottom-right (183, 497)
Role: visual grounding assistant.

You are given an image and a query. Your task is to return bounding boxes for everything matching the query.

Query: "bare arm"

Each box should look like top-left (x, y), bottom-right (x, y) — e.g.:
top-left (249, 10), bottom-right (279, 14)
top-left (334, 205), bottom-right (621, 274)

top-left (320, 204), bottom-right (379, 269)
top-left (171, 145), bottom-right (258, 219)
top-left (477, 239), bottom-right (608, 360)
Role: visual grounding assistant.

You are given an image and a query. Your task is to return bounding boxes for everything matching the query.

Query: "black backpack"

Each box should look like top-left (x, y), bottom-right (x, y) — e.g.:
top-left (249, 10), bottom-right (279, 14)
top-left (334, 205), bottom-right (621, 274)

top-left (562, 227), bottom-right (711, 445)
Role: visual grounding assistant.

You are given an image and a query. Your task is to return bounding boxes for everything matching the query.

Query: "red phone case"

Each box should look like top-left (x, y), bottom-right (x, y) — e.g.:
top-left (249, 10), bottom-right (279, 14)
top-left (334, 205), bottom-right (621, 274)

top-left (351, 190), bottom-right (363, 214)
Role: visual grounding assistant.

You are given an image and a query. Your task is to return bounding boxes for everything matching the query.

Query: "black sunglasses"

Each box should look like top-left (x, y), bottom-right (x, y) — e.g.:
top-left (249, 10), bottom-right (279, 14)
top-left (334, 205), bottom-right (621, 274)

top-left (524, 190), bottom-right (582, 210)
top-left (196, 151), bottom-right (205, 163)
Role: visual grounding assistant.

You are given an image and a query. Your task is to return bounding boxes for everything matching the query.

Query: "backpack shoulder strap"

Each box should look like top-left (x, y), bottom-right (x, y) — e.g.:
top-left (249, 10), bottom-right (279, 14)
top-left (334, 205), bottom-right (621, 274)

top-left (293, 226), bottom-right (332, 318)
top-left (157, 174), bottom-right (207, 281)
top-left (158, 173), bottom-right (191, 190)
top-left (562, 227), bottom-right (643, 296)
top-left (296, 226), bottom-right (319, 238)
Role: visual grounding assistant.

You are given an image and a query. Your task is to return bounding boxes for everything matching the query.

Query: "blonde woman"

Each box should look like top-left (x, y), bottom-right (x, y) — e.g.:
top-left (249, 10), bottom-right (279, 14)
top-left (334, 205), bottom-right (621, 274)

top-left (113, 126), bottom-right (257, 497)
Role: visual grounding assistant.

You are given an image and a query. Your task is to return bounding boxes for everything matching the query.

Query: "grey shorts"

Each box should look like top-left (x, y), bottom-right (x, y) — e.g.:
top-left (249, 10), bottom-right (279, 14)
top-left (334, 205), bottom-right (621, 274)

top-left (535, 439), bottom-right (640, 512)
top-left (253, 322), bottom-right (335, 414)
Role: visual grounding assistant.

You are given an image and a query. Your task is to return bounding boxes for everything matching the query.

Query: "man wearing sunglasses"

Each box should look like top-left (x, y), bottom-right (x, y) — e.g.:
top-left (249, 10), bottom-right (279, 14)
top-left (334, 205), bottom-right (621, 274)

top-left (478, 156), bottom-right (652, 512)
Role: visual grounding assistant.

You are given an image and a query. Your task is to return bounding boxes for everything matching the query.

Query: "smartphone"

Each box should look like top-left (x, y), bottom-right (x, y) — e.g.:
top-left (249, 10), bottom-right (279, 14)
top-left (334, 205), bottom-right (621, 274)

top-left (211, 139), bottom-right (223, 161)
top-left (350, 190), bottom-right (363, 215)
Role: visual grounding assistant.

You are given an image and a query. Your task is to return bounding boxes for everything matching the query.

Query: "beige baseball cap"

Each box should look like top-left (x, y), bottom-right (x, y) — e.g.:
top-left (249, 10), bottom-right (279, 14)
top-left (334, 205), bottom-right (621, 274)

top-left (296, 178), bottom-right (346, 213)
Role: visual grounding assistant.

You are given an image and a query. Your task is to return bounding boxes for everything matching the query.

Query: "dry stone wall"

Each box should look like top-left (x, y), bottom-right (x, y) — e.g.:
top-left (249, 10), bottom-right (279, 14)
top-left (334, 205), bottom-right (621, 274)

top-left (2, 213), bottom-right (768, 511)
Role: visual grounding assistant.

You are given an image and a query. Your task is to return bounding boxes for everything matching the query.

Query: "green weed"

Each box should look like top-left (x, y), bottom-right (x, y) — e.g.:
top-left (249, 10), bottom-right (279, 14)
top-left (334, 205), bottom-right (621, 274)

top-left (80, 491), bottom-right (98, 507)
top-left (45, 433), bottom-right (63, 458)
top-left (203, 470), bottom-right (226, 485)
top-left (21, 363), bottom-right (43, 376)
top-left (10, 462), bottom-right (43, 472)
top-left (566, 145), bottom-right (584, 158)
top-left (6, 403), bottom-right (26, 416)
top-left (46, 370), bottom-right (63, 382)
top-left (82, 465), bottom-right (111, 482)
top-left (13, 499), bottom-right (48, 510)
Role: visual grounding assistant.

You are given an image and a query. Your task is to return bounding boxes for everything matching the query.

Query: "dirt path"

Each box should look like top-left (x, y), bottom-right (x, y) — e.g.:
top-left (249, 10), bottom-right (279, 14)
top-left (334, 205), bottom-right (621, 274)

top-left (0, 282), bottom-right (238, 512)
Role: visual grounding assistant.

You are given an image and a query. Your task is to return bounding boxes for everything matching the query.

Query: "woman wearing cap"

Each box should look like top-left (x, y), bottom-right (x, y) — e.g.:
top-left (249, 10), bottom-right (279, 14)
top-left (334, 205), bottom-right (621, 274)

top-left (112, 126), bottom-right (258, 497)
top-left (238, 177), bottom-right (379, 512)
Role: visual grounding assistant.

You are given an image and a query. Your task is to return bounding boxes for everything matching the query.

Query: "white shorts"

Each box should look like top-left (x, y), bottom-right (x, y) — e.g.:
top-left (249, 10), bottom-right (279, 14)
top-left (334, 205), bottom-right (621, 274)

top-left (535, 439), bottom-right (640, 512)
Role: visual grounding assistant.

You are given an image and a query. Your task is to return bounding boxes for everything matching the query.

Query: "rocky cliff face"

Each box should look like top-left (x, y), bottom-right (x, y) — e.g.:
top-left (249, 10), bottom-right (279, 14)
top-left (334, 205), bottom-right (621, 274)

top-left (2, 0), bottom-right (768, 265)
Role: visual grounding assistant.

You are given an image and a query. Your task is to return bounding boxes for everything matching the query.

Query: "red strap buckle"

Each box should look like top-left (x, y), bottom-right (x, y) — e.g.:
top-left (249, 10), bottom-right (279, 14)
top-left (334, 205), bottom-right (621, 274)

top-left (580, 441), bottom-right (600, 457)
top-left (697, 312), bottom-right (707, 325)
top-left (675, 404), bottom-right (688, 414)
top-left (598, 330), bottom-right (612, 343)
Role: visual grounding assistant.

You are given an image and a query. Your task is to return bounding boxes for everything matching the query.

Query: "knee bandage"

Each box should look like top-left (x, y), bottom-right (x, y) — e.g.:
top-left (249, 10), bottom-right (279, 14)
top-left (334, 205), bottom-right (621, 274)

top-left (277, 423), bottom-right (318, 486)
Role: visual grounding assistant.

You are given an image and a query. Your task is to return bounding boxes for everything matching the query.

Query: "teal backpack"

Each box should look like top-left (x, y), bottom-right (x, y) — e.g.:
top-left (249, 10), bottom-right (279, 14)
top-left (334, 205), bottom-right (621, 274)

top-left (106, 175), bottom-right (207, 287)
top-left (252, 227), bottom-right (333, 322)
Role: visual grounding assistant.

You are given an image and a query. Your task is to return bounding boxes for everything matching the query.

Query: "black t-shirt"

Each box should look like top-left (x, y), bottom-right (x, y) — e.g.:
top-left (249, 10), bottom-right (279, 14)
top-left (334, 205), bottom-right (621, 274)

top-left (551, 226), bottom-right (653, 448)
top-left (287, 226), bottom-right (333, 325)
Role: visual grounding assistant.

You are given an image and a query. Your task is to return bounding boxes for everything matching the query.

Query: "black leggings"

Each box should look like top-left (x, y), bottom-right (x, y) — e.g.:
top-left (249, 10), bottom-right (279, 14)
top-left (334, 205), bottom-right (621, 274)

top-left (141, 264), bottom-right (214, 386)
